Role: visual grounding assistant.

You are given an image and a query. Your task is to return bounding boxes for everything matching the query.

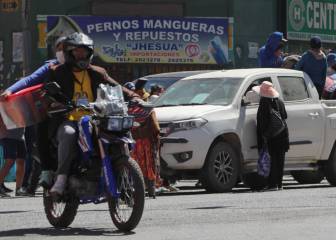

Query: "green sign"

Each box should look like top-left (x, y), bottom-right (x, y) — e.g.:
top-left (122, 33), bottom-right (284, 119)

top-left (287, 0), bottom-right (336, 43)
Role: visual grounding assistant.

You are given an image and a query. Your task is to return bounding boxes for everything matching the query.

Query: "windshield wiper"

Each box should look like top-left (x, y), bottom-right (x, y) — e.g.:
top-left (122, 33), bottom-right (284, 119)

top-left (180, 103), bottom-right (207, 106)
top-left (155, 104), bottom-right (179, 107)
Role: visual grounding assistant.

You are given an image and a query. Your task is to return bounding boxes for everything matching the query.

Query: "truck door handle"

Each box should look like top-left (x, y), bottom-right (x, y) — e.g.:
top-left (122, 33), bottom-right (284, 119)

top-left (308, 112), bottom-right (320, 117)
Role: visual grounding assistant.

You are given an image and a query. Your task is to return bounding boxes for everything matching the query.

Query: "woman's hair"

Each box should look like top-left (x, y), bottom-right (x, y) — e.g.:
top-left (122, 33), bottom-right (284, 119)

top-left (150, 85), bottom-right (162, 95)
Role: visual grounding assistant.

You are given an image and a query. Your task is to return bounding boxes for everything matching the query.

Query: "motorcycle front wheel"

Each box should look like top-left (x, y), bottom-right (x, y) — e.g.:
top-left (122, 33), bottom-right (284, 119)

top-left (43, 190), bottom-right (79, 228)
top-left (108, 158), bottom-right (145, 231)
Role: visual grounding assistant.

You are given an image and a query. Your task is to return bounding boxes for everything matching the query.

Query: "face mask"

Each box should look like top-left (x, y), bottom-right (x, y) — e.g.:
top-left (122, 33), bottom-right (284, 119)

top-left (56, 51), bottom-right (65, 64)
top-left (327, 67), bottom-right (336, 75)
top-left (76, 60), bottom-right (90, 70)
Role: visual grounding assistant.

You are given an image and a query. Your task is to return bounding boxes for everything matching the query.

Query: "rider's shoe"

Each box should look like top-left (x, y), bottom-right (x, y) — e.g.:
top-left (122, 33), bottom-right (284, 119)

top-left (49, 174), bottom-right (67, 196)
top-left (39, 171), bottom-right (53, 189)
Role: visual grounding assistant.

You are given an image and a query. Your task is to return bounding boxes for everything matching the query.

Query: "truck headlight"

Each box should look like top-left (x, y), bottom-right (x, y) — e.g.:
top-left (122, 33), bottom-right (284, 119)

top-left (170, 118), bottom-right (208, 133)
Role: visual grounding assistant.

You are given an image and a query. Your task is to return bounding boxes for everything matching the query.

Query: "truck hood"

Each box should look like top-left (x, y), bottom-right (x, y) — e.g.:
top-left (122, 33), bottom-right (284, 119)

top-left (155, 105), bottom-right (227, 122)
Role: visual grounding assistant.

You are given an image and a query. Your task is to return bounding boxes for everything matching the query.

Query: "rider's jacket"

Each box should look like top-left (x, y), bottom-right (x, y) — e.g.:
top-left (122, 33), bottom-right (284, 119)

top-left (38, 63), bottom-right (137, 153)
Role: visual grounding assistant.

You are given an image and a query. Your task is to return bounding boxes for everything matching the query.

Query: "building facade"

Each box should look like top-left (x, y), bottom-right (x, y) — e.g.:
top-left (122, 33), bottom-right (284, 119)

top-left (1, 0), bottom-right (306, 87)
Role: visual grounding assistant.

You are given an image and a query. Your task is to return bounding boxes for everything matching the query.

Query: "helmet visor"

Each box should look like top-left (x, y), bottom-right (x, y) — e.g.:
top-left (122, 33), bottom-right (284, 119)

top-left (69, 46), bottom-right (92, 60)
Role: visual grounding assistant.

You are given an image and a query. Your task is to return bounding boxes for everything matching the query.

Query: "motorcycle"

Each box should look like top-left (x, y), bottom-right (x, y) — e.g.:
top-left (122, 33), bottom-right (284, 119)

top-left (42, 82), bottom-right (145, 231)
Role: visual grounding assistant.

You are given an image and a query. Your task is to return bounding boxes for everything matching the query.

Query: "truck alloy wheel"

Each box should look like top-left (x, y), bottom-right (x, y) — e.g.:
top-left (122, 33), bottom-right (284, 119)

top-left (201, 142), bottom-right (239, 193)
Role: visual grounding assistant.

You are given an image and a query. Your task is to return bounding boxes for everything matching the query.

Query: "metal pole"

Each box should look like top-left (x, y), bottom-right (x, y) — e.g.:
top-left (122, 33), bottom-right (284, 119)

top-left (21, 0), bottom-right (31, 75)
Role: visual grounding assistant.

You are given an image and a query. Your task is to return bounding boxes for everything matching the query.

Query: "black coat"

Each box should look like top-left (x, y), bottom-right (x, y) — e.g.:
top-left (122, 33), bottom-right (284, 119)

top-left (256, 97), bottom-right (289, 152)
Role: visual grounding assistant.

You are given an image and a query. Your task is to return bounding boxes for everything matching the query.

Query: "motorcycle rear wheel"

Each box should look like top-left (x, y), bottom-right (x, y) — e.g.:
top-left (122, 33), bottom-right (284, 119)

top-left (108, 158), bottom-right (145, 231)
top-left (43, 190), bottom-right (79, 228)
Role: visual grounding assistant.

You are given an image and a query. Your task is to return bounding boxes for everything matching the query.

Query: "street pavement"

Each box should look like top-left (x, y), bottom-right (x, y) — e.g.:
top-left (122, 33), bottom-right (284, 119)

top-left (1, 176), bottom-right (336, 240)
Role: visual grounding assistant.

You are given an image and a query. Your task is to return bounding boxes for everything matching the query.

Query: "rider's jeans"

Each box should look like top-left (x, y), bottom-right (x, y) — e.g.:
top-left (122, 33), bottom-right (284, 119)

top-left (56, 121), bottom-right (78, 175)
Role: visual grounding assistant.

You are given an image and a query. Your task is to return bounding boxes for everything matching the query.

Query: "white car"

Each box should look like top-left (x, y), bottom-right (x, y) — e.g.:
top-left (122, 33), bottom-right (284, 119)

top-left (155, 68), bottom-right (336, 192)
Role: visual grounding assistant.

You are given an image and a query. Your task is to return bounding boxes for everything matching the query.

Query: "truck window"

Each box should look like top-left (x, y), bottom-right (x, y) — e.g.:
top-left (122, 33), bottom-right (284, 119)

top-left (242, 77), bottom-right (272, 105)
top-left (278, 76), bottom-right (309, 101)
top-left (244, 77), bottom-right (272, 96)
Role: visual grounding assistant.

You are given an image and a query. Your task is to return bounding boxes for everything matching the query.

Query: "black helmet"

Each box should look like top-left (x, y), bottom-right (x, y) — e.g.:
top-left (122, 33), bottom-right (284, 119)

top-left (63, 32), bottom-right (94, 70)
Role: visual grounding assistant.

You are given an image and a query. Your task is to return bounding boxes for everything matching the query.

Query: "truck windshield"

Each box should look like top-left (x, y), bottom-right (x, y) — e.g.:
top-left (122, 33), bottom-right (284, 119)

top-left (144, 77), bottom-right (180, 92)
top-left (155, 78), bottom-right (243, 107)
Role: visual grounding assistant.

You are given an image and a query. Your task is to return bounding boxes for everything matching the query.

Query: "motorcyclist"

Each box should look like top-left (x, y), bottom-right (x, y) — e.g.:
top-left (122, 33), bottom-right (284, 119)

top-left (45, 32), bottom-right (138, 196)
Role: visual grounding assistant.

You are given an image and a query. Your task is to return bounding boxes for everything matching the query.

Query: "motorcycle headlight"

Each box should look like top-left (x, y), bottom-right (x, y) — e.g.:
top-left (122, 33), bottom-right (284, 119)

top-left (169, 118), bottom-right (208, 134)
top-left (107, 117), bottom-right (123, 131)
top-left (106, 116), bottom-right (134, 131)
top-left (122, 116), bottom-right (134, 129)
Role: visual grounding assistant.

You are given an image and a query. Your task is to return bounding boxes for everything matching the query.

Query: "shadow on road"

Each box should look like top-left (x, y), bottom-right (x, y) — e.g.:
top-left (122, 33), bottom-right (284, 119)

top-left (0, 227), bottom-right (135, 237)
top-left (0, 210), bottom-right (30, 214)
top-left (283, 184), bottom-right (333, 190)
top-left (187, 206), bottom-right (231, 210)
top-left (156, 190), bottom-right (209, 197)
top-left (157, 181), bottom-right (333, 196)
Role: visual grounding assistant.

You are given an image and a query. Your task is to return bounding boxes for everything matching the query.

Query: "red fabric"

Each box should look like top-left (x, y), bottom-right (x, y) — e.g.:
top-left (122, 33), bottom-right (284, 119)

top-left (7, 84), bottom-right (43, 99)
top-left (0, 84), bottom-right (48, 129)
top-left (131, 138), bottom-right (157, 181)
top-left (128, 105), bottom-right (152, 123)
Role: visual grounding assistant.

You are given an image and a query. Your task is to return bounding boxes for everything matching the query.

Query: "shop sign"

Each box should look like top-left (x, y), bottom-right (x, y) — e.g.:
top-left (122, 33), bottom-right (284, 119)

top-left (0, 0), bottom-right (19, 12)
top-left (287, 0), bottom-right (336, 43)
top-left (47, 16), bottom-right (233, 65)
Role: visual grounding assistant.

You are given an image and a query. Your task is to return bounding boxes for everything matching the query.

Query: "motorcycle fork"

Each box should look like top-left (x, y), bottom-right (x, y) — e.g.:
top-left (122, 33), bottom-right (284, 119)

top-left (97, 136), bottom-right (120, 199)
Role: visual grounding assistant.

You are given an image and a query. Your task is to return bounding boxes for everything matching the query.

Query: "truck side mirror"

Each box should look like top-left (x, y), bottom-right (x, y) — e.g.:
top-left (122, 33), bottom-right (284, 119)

top-left (241, 98), bottom-right (251, 106)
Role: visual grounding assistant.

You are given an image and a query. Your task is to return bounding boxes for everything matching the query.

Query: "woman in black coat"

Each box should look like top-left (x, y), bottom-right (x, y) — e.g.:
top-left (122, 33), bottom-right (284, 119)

top-left (254, 81), bottom-right (289, 190)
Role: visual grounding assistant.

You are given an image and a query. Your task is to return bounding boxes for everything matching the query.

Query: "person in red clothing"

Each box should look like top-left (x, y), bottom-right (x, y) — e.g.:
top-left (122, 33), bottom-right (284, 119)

top-left (129, 104), bottom-right (161, 198)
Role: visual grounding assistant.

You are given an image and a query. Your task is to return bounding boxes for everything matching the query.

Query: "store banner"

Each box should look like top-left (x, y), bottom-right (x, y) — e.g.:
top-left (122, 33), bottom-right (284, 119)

top-left (47, 16), bottom-right (233, 65)
top-left (287, 0), bottom-right (336, 43)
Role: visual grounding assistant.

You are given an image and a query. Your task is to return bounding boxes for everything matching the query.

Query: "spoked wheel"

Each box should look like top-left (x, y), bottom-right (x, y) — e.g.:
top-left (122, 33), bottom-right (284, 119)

top-left (43, 190), bottom-right (79, 228)
top-left (201, 142), bottom-right (239, 192)
top-left (108, 158), bottom-right (145, 231)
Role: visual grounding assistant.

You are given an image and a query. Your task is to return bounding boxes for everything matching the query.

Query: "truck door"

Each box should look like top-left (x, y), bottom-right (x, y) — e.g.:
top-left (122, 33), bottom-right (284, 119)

top-left (276, 76), bottom-right (324, 163)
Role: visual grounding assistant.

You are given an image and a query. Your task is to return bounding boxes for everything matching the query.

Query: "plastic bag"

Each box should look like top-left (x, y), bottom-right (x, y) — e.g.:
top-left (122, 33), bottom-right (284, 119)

top-left (94, 84), bottom-right (127, 116)
top-left (257, 146), bottom-right (270, 177)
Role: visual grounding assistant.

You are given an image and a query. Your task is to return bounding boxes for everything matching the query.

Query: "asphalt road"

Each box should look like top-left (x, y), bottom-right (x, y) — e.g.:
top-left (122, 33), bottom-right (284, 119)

top-left (1, 177), bottom-right (336, 240)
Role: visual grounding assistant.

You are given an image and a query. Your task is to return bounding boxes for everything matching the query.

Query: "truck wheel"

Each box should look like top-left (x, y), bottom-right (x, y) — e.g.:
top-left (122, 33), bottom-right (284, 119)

top-left (291, 170), bottom-right (324, 184)
top-left (324, 150), bottom-right (336, 186)
top-left (242, 173), bottom-right (267, 190)
top-left (201, 142), bottom-right (239, 193)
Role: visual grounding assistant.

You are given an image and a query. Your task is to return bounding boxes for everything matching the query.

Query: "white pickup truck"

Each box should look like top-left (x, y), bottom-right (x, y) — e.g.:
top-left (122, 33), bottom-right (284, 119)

top-left (155, 68), bottom-right (336, 192)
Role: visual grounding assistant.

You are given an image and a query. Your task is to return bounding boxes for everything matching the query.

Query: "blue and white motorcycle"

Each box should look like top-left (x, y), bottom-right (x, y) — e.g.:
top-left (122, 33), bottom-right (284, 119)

top-left (43, 82), bottom-right (145, 231)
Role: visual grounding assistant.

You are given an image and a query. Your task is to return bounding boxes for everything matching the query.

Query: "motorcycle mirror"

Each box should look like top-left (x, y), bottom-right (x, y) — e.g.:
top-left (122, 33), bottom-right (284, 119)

top-left (44, 82), bottom-right (62, 95)
top-left (93, 103), bottom-right (103, 113)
